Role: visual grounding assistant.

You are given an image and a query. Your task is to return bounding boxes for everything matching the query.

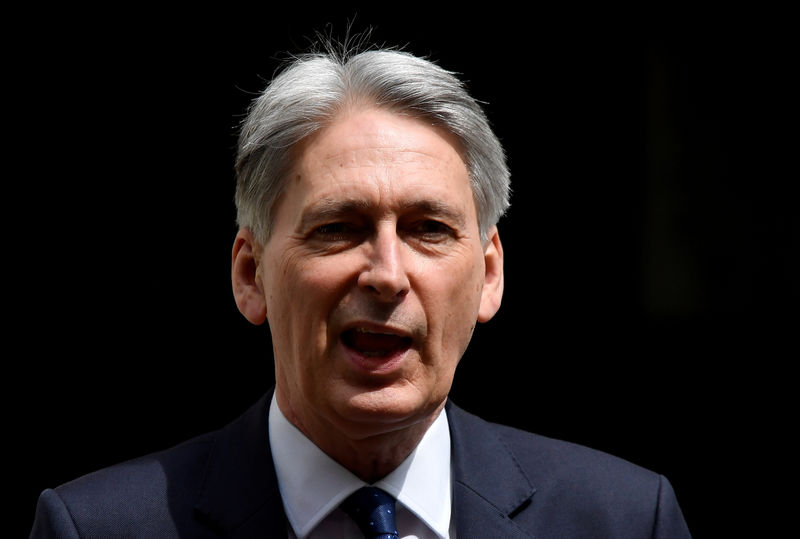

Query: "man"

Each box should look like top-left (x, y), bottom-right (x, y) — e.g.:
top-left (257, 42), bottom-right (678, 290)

top-left (31, 44), bottom-right (692, 538)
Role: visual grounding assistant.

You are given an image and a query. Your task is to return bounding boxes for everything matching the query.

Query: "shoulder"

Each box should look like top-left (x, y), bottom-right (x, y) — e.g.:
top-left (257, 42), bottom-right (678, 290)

top-left (494, 419), bottom-right (659, 493)
top-left (31, 432), bottom-right (217, 538)
top-left (497, 420), bottom-right (668, 511)
top-left (446, 402), bottom-right (691, 538)
top-left (62, 430), bottom-right (216, 500)
top-left (497, 422), bottom-right (688, 538)
top-left (31, 394), bottom-right (276, 538)
top-left (448, 401), bottom-right (657, 488)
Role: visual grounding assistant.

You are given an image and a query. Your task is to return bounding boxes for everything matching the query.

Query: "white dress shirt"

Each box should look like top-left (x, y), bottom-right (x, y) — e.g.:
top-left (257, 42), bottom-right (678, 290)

top-left (268, 393), bottom-right (454, 538)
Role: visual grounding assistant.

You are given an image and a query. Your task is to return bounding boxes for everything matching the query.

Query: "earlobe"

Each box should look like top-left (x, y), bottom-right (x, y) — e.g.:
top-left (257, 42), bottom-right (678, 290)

top-left (477, 226), bottom-right (504, 323)
top-left (231, 228), bottom-right (267, 325)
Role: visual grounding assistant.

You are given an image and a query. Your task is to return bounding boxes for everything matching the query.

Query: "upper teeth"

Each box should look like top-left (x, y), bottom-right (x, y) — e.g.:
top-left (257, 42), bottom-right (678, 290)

top-left (355, 327), bottom-right (394, 336)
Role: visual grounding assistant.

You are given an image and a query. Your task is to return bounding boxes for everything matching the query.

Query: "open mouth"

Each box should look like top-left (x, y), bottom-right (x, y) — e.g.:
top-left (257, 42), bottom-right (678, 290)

top-left (341, 327), bottom-right (413, 358)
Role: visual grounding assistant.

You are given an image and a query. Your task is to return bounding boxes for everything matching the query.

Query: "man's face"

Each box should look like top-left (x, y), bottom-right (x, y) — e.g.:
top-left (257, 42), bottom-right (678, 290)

top-left (238, 107), bottom-right (503, 444)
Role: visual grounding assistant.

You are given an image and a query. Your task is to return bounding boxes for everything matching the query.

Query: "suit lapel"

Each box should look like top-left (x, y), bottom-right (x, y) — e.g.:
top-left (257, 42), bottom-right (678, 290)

top-left (194, 390), bottom-right (288, 537)
top-left (447, 401), bottom-right (537, 538)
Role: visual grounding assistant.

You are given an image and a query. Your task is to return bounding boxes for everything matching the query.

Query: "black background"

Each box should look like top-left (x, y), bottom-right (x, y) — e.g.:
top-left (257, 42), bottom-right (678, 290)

top-left (10, 6), bottom-right (796, 537)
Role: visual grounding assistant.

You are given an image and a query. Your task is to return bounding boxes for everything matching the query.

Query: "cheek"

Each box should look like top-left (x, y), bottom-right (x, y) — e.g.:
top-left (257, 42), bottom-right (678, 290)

top-left (260, 250), bottom-right (313, 347)
top-left (423, 257), bottom-right (484, 357)
top-left (295, 258), bottom-right (360, 326)
top-left (265, 248), bottom-right (323, 304)
top-left (265, 252), bottom-right (356, 338)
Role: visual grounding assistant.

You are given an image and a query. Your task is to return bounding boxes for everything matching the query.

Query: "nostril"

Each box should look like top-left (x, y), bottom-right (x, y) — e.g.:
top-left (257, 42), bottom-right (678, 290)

top-left (363, 282), bottom-right (408, 300)
top-left (358, 265), bottom-right (410, 300)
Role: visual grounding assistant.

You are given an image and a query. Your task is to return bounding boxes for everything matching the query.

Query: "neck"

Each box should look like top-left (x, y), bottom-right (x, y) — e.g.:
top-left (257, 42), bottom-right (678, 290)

top-left (276, 390), bottom-right (444, 483)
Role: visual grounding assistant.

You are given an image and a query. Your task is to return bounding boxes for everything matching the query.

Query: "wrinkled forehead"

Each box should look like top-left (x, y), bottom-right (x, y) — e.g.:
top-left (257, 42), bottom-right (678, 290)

top-left (279, 107), bottom-right (476, 222)
top-left (299, 105), bottom-right (467, 167)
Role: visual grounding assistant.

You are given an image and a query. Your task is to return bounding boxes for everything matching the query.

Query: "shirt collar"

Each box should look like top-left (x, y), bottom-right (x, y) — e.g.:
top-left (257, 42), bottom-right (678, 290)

top-left (268, 393), bottom-right (452, 538)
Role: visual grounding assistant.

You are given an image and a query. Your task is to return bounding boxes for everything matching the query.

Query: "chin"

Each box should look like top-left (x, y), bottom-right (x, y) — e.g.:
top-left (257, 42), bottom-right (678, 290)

top-left (332, 384), bottom-right (441, 437)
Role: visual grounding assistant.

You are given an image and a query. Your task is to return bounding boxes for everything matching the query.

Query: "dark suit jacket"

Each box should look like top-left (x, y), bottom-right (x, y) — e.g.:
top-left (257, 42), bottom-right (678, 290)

top-left (31, 391), bottom-right (691, 538)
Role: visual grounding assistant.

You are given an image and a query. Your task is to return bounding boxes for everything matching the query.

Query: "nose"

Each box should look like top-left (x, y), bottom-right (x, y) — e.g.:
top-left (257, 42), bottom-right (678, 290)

top-left (357, 226), bottom-right (410, 301)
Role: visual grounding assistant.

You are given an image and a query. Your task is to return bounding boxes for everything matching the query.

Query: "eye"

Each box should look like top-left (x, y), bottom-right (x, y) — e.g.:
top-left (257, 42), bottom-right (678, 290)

top-left (309, 222), bottom-right (362, 242)
top-left (411, 220), bottom-right (457, 242)
top-left (315, 222), bottom-right (349, 235)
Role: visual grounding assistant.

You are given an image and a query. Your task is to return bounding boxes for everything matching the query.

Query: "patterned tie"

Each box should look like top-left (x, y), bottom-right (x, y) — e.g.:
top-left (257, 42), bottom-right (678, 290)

top-left (341, 486), bottom-right (400, 539)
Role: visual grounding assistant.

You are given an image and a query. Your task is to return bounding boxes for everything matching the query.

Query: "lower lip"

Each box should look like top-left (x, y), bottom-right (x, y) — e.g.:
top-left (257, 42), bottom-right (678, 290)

top-left (339, 339), bottom-right (410, 376)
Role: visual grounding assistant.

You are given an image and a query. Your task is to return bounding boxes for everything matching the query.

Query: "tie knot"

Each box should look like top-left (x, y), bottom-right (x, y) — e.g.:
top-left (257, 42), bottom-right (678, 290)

top-left (341, 486), bottom-right (399, 539)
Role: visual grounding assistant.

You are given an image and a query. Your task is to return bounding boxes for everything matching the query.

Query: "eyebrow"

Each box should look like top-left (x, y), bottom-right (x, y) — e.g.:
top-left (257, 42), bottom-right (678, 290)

top-left (298, 197), bottom-right (467, 230)
top-left (399, 199), bottom-right (467, 228)
top-left (298, 199), bottom-right (373, 231)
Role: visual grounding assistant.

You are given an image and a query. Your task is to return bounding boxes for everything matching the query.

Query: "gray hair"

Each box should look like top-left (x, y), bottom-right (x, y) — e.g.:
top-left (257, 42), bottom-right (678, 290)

top-left (235, 47), bottom-right (510, 243)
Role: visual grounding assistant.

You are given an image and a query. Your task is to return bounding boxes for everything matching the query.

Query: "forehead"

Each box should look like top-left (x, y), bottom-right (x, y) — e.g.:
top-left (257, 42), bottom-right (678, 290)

top-left (305, 106), bottom-right (465, 159)
top-left (282, 108), bottom-right (474, 217)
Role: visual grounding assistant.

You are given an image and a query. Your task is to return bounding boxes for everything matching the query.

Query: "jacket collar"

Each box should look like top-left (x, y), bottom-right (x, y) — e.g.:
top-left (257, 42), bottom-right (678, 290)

top-left (193, 392), bottom-right (536, 537)
top-left (194, 389), bottom-right (288, 537)
top-left (446, 400), bottom-right (537, 538)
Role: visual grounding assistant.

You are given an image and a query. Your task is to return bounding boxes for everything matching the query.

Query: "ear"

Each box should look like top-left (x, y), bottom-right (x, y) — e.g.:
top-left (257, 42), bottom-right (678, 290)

top-left (478, 226), bottom-right (504, 323)
top-left (231, 227), bottom-right (267, 325)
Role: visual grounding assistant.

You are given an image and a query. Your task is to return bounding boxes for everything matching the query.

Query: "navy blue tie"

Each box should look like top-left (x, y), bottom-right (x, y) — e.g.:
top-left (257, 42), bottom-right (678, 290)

top-left (341, 486), bottom-right (399, 539)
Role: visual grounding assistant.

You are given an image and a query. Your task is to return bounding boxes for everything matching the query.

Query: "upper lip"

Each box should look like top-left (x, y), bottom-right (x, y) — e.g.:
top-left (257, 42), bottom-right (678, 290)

top-left (339, 321), bottom-right (414, 340)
